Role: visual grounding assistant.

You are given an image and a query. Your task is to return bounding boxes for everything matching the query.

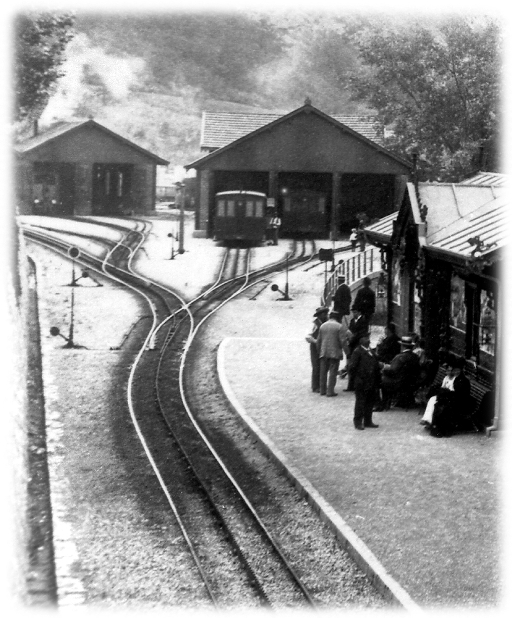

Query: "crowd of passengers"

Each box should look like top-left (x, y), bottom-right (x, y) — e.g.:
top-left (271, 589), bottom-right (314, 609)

top-left (306, 276), bottom-right (493, 435)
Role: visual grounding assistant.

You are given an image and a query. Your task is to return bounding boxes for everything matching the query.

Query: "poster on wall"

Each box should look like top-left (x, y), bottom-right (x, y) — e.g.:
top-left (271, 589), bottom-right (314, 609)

top-left (480, 290), bottom-right (496, 356)
top-left (450, 275), bottom-right (466, 330)
top-left (392, 257), bottom-right (401, 305)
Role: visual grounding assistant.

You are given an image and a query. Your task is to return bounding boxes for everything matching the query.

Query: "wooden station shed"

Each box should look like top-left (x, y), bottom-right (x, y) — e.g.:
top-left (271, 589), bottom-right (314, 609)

top-left (185, 101), bottom-right (412, 238)
top-left (14, 118), bottom-right (169, 216)
top-left (365, 172), bottom-right (506, 428)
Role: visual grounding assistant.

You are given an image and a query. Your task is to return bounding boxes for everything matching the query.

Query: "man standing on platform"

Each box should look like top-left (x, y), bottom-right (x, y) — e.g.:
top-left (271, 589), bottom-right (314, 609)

top-left (332, 275), bottom-right (351, 320)
top-left (348, 332), bottom-right (381, 430)
top-left (344, 308), bottom-right (369, 390)
top-left (305, 306), bottom-right (329, 393)
top-left (268, 211), bottom-right (281, 245)
top-left (316, 310), bottom-right (348, 397)
top-left (352, 277), bottom-right (376, 323)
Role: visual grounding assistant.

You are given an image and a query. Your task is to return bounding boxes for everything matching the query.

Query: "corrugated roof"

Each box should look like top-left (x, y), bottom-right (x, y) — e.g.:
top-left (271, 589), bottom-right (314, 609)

top-left (364, 211), bottom-right (398, 240)
top-left (424, 185), bottom-right (507, 257)
top-left (201, 111), bottom-right (384, 149)
top-left (459, 171), bottom-right (508, 187)
top-left (365, 182), bottom-right (507, 259)
top-left (419, 184), bottom-right (505, 245)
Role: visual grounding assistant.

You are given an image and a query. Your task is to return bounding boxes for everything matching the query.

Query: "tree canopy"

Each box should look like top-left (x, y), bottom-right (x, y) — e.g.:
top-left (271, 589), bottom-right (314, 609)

top-left (77, 13), bottom-right (285, 105)
top-left (343, 16), bottom-right (502, 180)
top-left (14, 12), bottom-right (75, 124)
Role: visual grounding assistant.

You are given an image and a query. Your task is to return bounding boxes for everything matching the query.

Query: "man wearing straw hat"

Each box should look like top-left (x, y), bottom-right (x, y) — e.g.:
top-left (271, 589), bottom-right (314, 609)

top-left (316, 310), bottom-right (348, 397)
top-left (305, 306), bottom-right (329, 393)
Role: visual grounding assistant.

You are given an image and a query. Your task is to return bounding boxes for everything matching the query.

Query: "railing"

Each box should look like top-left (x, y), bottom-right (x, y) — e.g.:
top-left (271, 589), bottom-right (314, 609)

top-left (323, 247), bottom-right (381, 305)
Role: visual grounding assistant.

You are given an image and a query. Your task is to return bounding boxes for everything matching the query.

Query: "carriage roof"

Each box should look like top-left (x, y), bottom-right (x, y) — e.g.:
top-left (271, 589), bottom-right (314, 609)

top-left (215, 191), bottom-right (267, 198)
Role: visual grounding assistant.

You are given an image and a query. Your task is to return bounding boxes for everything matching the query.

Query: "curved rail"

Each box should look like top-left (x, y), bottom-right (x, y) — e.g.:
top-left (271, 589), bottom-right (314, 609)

top-left (25, 222), bottom-right (319, 607)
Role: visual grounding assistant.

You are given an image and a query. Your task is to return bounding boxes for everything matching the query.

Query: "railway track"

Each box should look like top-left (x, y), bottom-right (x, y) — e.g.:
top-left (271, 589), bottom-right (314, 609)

top-left (22, 221), bottom-right (322, 607)
top-left (22, 219), bottom-right (384, 609)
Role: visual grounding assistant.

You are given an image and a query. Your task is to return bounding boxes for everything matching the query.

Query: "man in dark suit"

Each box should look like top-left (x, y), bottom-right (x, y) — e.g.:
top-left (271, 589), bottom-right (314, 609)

top-left (348, 332), bottom-right (381, 430)
top-left (352, 277), bottom-right (376, 322)
top-left (380, 336), bottom-right (421, 409)
top-left (332, 275), bottom-right (351, 318)
top-left (375, 322), bottom-right (401, 364)
top-left (344, 309), bottom-right (369, 390)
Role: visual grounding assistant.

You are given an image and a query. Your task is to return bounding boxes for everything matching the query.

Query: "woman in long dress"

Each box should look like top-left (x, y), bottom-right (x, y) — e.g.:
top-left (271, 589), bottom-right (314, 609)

top-left (420, 355), bottom-right (471, 436)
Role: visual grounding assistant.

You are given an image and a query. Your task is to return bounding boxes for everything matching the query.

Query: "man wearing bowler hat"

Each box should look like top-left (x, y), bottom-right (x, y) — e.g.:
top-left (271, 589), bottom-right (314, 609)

top-left (348, 332), bottom-right (381, 430)
top-left (332, 275), bottom-right (351, 319)
top-left (305, 306), bottom-right (329, 393)
top-left (316, 310), bottom-right (348, 397)
top-left (380, 335), bottom-right (421, 409)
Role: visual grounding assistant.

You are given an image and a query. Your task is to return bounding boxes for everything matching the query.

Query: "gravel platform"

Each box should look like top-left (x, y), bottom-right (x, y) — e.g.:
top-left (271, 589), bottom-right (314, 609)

top-left (212, 268), bottom-right (503, 610)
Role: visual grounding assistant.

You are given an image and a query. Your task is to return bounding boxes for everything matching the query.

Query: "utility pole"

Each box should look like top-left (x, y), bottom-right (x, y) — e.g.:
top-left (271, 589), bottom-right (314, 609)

top-left (176, 181), bottom-right (185, 254)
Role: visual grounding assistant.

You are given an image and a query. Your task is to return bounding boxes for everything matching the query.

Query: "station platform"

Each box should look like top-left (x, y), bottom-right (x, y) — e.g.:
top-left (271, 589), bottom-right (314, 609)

top-left (213, 273), bottom-right (502, 610)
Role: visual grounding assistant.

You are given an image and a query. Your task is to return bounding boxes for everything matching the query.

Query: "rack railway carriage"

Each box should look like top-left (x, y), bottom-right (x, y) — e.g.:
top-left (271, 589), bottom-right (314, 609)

top-left (281, 188), bottom-right (327, 237)
top-left (214, 190), bottom-right (267, 243)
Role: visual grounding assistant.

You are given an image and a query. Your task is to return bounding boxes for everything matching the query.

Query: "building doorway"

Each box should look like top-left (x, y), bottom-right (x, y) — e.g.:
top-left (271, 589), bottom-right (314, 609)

top-left (32, 162), bottom-right (75, 215)
top-left (92, 163), bottom-right (133, 214)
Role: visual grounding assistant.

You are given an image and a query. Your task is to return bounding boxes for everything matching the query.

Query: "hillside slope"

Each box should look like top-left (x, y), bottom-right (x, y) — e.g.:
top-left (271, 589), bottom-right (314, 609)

top-left (40, 11), bottom-right (371, 169)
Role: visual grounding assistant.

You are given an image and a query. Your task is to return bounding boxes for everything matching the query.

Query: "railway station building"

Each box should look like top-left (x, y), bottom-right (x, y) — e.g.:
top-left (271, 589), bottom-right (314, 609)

top-left (185, 100), bottom-right (412, 238)
top-left (14, 118), bottom-right (169, 216)
top-left (364, 171), bottom-right (506, 429)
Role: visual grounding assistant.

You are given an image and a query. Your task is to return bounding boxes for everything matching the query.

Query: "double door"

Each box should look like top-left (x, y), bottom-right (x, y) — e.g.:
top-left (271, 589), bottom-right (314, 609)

top-left (92, 164), bottom-right (132, 214)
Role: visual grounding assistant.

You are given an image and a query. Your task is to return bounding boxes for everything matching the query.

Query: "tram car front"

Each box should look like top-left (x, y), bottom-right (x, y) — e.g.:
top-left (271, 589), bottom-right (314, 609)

top-left (214, 190), bottom-right (267, 244)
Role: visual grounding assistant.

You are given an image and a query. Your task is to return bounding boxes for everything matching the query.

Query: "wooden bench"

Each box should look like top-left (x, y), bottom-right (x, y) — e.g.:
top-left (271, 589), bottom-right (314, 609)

top-left (420, 360), bottom-right (493, 431)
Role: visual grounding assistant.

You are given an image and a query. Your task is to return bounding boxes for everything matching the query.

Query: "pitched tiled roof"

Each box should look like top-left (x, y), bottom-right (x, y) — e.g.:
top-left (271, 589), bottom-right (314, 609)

top-left (15, 119), bottom-right (169, 164)
top-left (14, 121), bottom-right (85, 154)
top-left (201, 111), bottom-right (384, 149)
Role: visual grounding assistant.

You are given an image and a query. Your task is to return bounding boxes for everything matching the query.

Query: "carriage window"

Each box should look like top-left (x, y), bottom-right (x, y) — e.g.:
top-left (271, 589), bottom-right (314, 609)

top-left (284, 197), bottom-right (291, 212)
top-left (246, 200), bottom-right (254, 217)
top-left (226, 200), bottom-right (235, 217)
top-left (105, 171), bottom-right (111, 195)
top-left (318, 197), bottom-right (326, 213)
top-left (117, 172), bottom-right (123, 197)
top-left (255, 200), bottom-right (264, 217)
top-left (217, 200), bottom-right (226, 216)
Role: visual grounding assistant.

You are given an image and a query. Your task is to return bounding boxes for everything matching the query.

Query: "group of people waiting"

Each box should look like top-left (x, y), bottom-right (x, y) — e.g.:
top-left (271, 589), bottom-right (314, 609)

top-left (306, 275), bottom-right (482, 436)
top-left (306, 276), bottom-right (380, 430)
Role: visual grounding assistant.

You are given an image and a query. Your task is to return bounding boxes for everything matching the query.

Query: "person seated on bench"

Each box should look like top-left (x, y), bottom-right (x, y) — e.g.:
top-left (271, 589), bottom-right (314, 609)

top-left (420, 355), bottom-right (472, 436)
top-left (380, 336), bottom-right (421, 409)
top-left (375, 322), bottom-right (401, 364)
